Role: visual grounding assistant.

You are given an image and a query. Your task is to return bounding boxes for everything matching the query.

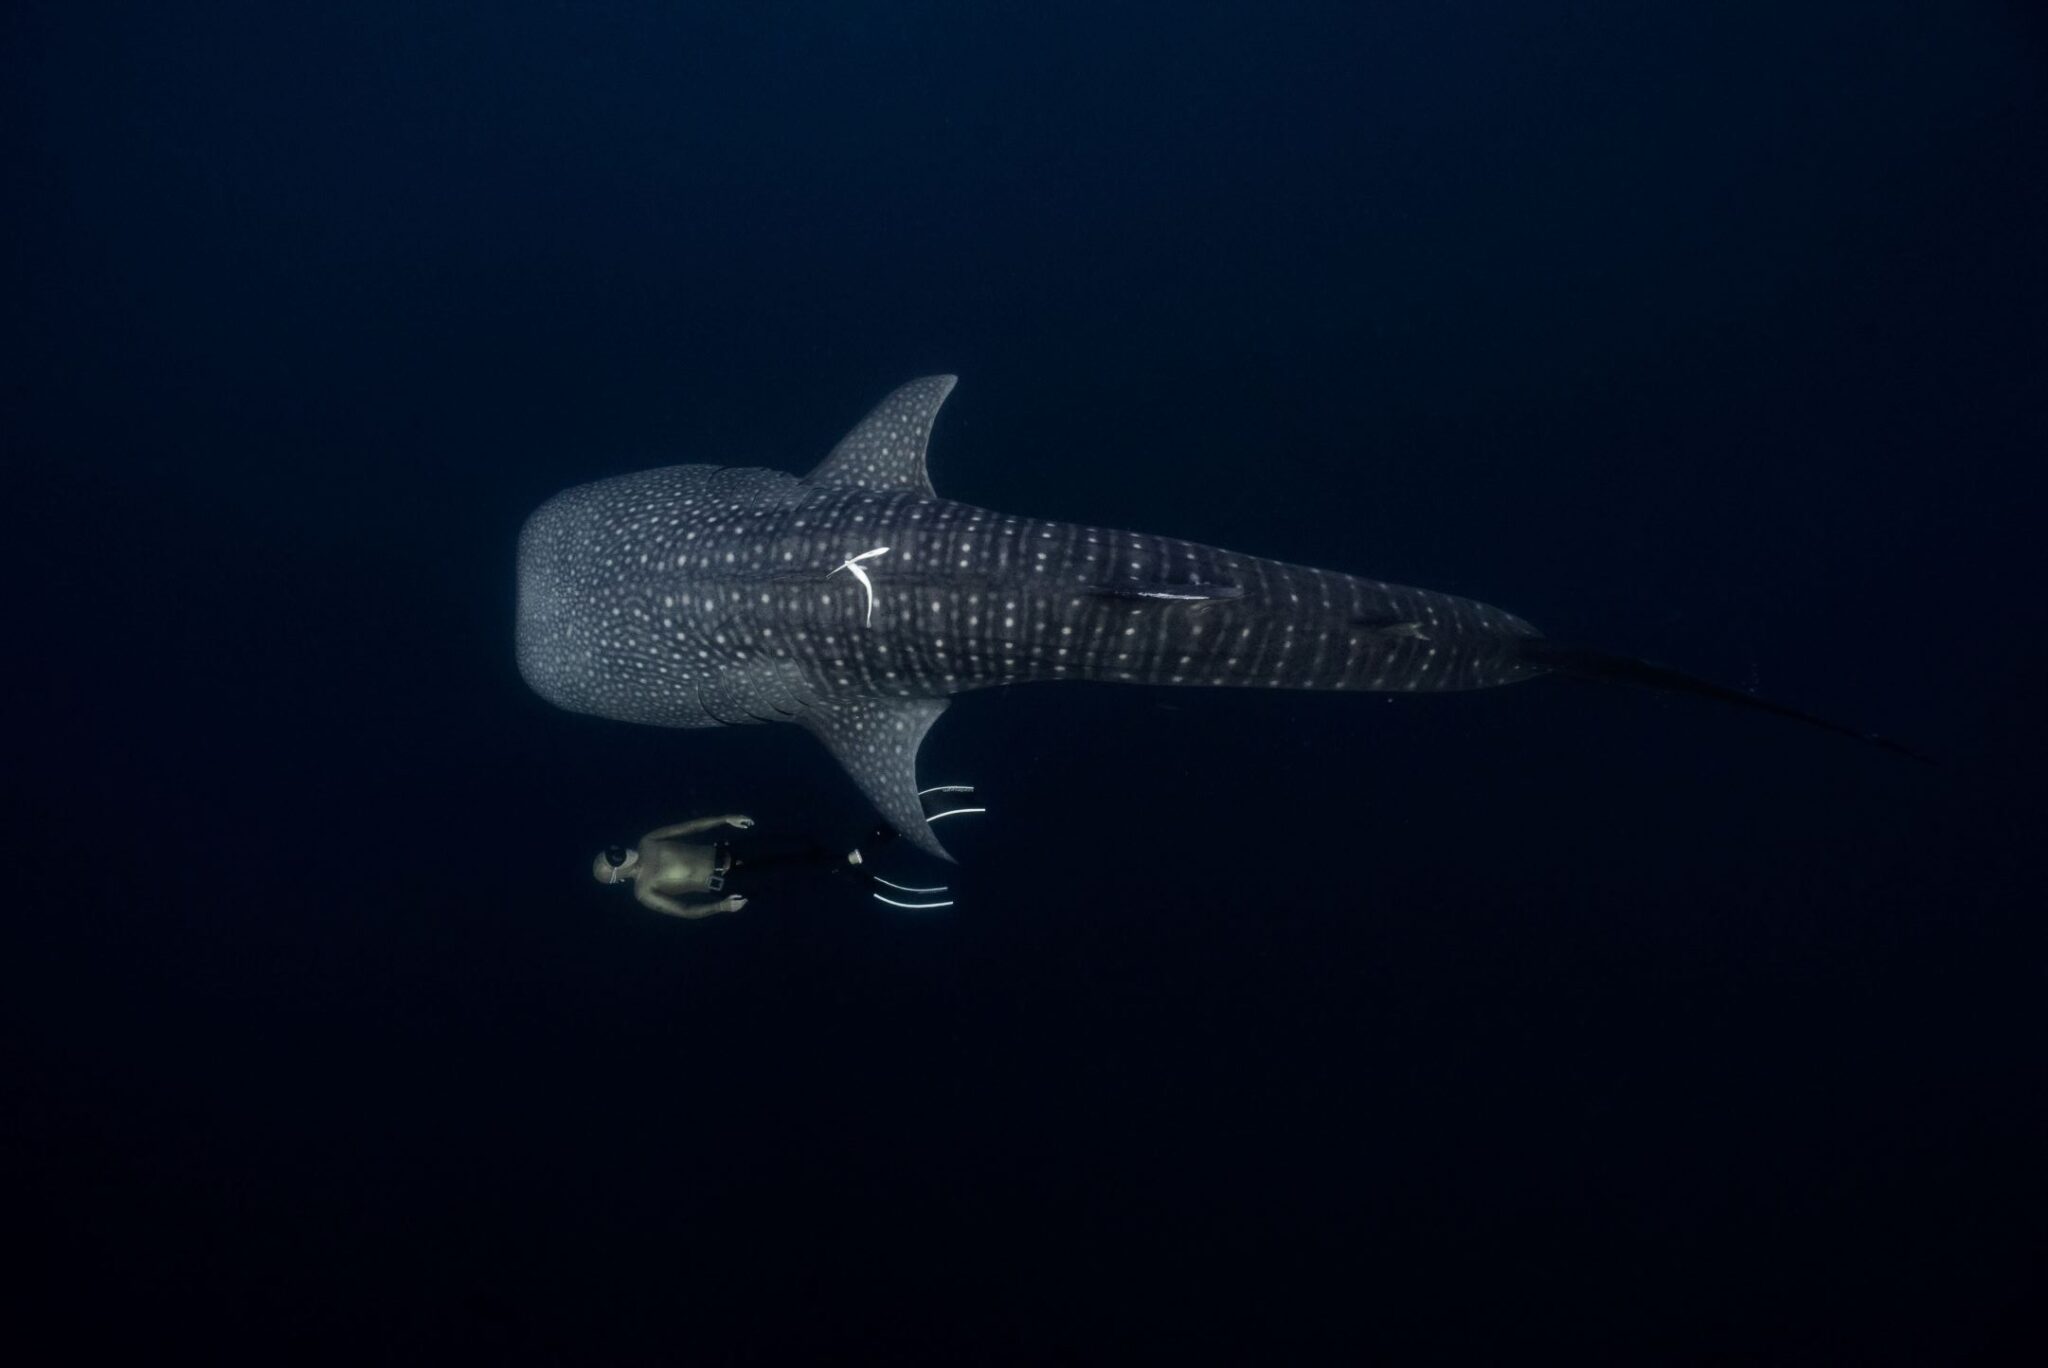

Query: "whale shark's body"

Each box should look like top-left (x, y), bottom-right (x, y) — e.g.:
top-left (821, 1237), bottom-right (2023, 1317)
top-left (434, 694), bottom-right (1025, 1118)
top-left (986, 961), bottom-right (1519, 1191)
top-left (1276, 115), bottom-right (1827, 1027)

top-left (518, 376), bottom-right (1888, 857)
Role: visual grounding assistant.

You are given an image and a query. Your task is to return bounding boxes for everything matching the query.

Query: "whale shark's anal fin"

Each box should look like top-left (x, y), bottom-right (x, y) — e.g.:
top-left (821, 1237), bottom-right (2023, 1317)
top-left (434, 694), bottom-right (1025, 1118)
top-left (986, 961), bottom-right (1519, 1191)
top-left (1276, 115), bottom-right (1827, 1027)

top-left (805, 375), bottom-right (958, 496)
top-left (800, 697), bottom-right (955, 860)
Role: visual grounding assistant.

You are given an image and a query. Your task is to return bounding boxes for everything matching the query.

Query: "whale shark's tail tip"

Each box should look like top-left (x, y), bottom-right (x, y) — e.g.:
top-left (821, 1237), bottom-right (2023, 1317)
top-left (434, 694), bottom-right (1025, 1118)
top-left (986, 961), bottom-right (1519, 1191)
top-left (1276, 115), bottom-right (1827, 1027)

top-left (1514, 638), bottom-right (1932, 765)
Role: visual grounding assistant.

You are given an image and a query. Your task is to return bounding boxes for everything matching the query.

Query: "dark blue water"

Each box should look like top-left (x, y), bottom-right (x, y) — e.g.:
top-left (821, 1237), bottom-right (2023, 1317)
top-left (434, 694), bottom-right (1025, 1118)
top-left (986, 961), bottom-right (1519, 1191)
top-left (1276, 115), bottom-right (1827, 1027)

top-left (10, 3), bottom-right (2044, 1359)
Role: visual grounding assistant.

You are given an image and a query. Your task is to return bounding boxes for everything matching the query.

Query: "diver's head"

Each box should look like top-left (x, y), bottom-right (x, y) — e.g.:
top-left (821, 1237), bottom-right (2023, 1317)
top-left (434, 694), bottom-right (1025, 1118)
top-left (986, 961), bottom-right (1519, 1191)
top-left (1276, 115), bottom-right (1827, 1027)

top-left (592, 843), bottom-right (640, 884)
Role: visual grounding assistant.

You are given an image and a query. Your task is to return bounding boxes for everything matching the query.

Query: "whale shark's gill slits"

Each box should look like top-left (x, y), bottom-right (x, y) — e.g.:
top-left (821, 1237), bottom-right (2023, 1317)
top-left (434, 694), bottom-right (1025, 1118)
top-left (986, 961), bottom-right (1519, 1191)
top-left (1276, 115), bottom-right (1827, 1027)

top-left (696, 655), bottom-right (813, 729)
top-left (695, 693), bottom-right (753, 727)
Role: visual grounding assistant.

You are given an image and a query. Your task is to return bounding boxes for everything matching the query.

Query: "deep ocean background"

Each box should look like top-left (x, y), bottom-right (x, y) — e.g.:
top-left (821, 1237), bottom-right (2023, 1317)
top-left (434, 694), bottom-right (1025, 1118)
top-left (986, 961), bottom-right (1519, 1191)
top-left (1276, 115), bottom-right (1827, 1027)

top-left (8, 2), bottom-right (2045, 1360)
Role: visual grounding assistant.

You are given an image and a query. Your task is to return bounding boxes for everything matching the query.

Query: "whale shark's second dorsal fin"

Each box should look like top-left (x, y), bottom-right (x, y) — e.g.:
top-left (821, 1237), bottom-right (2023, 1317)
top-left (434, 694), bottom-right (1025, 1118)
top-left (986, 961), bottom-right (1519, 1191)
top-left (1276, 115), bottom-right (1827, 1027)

top-left (800, 696), bottom-right (955, 860)
top-left (806, 375), bottom-right (958, 496)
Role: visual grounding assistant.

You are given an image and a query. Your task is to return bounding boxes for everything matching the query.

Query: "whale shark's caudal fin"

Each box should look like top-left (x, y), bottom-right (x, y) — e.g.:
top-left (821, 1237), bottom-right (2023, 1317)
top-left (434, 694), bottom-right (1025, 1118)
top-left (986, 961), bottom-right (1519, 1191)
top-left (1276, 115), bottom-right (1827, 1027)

top-left (801, 697), bottom-right (956, 860)
top-left (1514, 638), bottom-right (1928, 762)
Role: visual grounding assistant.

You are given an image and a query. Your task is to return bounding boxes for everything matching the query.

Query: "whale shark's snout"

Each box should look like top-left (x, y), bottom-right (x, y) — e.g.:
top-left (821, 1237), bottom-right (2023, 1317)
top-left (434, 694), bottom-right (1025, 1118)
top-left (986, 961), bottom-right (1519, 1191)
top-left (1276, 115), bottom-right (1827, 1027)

top-left (515, 485), bottom-right (604, 717)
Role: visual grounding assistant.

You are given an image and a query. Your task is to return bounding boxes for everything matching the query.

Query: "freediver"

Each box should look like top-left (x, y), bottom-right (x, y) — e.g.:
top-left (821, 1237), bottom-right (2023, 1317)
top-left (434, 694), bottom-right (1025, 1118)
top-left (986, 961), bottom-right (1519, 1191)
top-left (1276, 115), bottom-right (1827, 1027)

top-left (592, 789), bottom-right (978, 918)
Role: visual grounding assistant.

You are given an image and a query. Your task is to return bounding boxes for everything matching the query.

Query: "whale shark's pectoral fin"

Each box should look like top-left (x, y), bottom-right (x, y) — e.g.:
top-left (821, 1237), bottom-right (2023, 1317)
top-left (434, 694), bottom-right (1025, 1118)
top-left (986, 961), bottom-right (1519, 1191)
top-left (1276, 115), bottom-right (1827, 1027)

top-left (805, 375), bottom-right (959, 496)
top-left (800, 697), bottom-right (955, 860)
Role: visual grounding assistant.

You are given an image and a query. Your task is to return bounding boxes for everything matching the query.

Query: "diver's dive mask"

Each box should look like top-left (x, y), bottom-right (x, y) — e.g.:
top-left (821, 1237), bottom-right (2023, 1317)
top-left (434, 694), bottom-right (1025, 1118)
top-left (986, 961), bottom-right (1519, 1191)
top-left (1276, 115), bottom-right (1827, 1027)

top-left (603, 845), bottom-right (630, 883)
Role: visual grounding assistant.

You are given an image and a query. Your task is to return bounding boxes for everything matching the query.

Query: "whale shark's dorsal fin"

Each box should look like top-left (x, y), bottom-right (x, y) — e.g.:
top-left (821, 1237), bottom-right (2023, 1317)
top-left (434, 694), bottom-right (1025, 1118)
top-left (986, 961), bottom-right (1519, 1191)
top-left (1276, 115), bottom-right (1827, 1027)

top-left (805, 375), bottom-right (958, 496)
top-left (800, 696), bottom-right (955, 860)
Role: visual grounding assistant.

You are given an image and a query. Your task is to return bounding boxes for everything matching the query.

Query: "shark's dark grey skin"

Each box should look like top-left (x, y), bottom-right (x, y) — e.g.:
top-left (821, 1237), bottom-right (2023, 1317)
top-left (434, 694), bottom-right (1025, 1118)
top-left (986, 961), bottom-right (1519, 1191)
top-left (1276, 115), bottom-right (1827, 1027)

top-left (518, 376), bottom-right (1561, 858)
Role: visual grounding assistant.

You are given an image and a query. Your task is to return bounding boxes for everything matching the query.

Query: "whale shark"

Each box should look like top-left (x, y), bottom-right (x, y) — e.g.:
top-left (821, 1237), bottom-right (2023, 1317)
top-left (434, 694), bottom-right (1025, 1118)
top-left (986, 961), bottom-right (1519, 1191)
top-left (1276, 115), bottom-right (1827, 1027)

top-left (517, 376), bottom-right (1902, 858)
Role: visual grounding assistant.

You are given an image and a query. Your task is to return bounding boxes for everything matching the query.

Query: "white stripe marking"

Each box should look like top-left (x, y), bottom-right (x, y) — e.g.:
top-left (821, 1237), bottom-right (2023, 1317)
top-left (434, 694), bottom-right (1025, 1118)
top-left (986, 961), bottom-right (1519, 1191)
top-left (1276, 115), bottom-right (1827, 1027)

top-left (830, 546), bottom-right (891, 626)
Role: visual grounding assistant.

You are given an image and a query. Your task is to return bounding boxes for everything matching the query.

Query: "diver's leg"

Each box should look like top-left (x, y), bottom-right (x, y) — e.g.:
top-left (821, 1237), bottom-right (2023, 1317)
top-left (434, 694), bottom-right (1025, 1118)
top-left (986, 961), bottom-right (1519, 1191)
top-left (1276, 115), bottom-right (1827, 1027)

top-left (731, 838), bottom-right (840, 873)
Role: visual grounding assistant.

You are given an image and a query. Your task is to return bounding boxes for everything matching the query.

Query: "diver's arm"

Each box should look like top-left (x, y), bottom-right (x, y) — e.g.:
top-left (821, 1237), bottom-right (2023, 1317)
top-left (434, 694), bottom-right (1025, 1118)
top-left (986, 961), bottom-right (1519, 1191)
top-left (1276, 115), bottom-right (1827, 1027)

top-left (635, 887), bottom-right (747, 919)
top-left (646, 815), bottom-right (755, 840)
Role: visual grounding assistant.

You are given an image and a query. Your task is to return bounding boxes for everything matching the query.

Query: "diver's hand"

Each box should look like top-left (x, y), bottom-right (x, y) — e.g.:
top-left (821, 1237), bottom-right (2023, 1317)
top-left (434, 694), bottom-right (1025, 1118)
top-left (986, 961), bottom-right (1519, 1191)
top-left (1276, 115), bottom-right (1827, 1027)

top-left (726, 815), bottom-right (755, 830)
top-left (716, 895), bottom-right (748, 914)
